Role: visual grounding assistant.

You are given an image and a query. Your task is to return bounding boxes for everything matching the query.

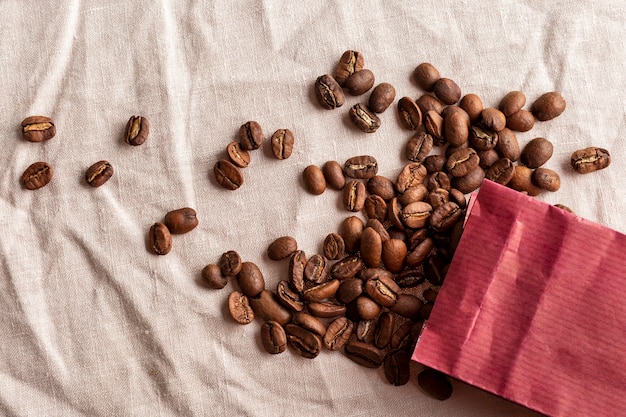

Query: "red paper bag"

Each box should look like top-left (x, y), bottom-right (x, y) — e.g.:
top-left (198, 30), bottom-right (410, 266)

top-left (412, 180), bottom-right (626, 417)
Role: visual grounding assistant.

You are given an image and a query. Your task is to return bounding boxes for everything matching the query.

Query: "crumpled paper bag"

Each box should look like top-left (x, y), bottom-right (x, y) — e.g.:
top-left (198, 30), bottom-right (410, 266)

top-left (412, 179), bottom-right (626, 417)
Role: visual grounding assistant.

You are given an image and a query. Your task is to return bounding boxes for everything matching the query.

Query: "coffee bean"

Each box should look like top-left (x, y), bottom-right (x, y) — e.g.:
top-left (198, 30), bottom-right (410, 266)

top-left (384, 349), bottom-right (412, 386)
top-left (395, 162), bottom-right (427, 194)
top-left (444, 109), bottom-right (469, 146)
top-left (398, 96), bottom-right (423, 130)
top-left (261, 321), bottom-right (287, 354)
top-left (365, 219), bottom-right (390, 242)
top-left (302, 165), bottom-right (326, 195)
top-left (164, 207), bottom-right (198, 234)
top-left (423, 155), bottom-right (447, 174)
top-left (236, 261), bottom-right (265, 298)
top-left (344, 69), bottom-right (375, 96)
top-left (390, 321), bottom-right (423, 352)
top-left (349, 103), bottom-right (381, 133)
top-left (335, 50), bottom-right (364, 86)
top-left (367, 175), bottom-right (396, 201)
top-left (21, 116), bottom-right (56, 142)
top-left (381, 239), bottom-right (407, 273)
top-left (249, 290), bottom-right (291, 326)
top-left (495, 127), bottom-right (521, 161)
top-left (374, 312), bottom-right (395, 349)
top-left (422, 287), bottom-right (439, 303)
top-left (344, 155), bottom-right (378, 179)
top-left (429, 202), bottom-right (462, 232)
top-left (571, 147), bottom-right (611, 174)
top-left (228, 291), bottom-right (254, 324)
top-left (416, 94), bottom-right (444, 116)
top-left (276, 280), bottom-right (304, 312)
top-left (364, 269), bottom-right (400, 307)
top-left (270, 129), bottom-right (294, 160)
top-left (336, 278), bottom-right (364, 304)
top-left (22, 161), bottom-right (53, 190)
top-left (446, 148), bottom-right (479, 178)
top-left (343, 180), bottom-right (367, 212)
top-left (323, 233), bottom-right (345, 260)
top-left (425, 171), bottom-right (450, 192)
top-left (477, 149), bottom-right (499, 169)
top-left (405, 236), bottom-right (434, 268)
top-left (288, 250), bottom-right (306, 293)
top-left (499, 91), bottom-right (526, 117)
top-left (424, 110), bottom-right (444, 144)
top-left (202, 264), bottom-right (228, 289)
top-left (452, 165), bottom-right (485, 194)
top-left (395, 268), bottom-right (426, 288)
top-left (401, 201), bottom-right (432, 229)
top-left (285, 324), bottom-right (323, 359)
top-left (307, 301), bottom-right (346, 318)
top-left (414, 63), bottom-right (440, 91)
top-left (368, 82), bottom-right (396, 113)
top-left (469, 124), bottom-right (498, 151)
top-left (405, 131), bottom-right (434, 162)
top-left (531, 91), bottom-right (566, 121)
top-left (355, 319), bottom-right (377, 344)
top-left (520, 137), bottom-right (553, 168)
top-left (304, 254), bottom-right (329, 284)
top-left (323, 317), bottom-right (354, 351)
top-left (322, 160), bottom-right (346, 190)
top-left (360, 227), bottom-right (383, 268)
top-left (506, 109), bottom-right (535, 132)
top-left (338, 216), bottom-right (364, 253)
top-left (433, 78), bottom-right (461, 105)
top-left (83, 160), bottom-right (113, 188)
top-left (353, 295), bottom-right (381, 320)
top-left (267, 236), bottom-right (298, 261)
top-left (344, 340), bottom-right (384, 368)
top-left (292, 312), bottom-right (327, 337)
top-left (481, 107), bottom-right (506, 132)
top-left (459, 94), bottom-right (483, 124)
top-left (219, 250), bottom-right (243, 276)
top-left (303, 279), bottom-right (340, 303)
top-left (532, 167), bottom-right (561, 192)
top-left (149, 222), bottom-right (172, 255)
top-left (418, 368), bottom-right (453, 400)
top-left (508, 165), bottom-right (542, 196)
top-left (330, 254), bottom-right (363, 280)
top-left (485, 158), bottom-right (515, 185)
top-left (125, 115), bottom-right (149, 146)
top-left (226, 141), bottom-right (251, 168)
top-left (397, 184), bottom-right (427, 207)
top-left (315, 74), bottom-right (346, 110)
top-left (238, 120), bottom-right (264, 151)
top-left (214, 159), bottom-right (244, 190)
top-left (364, 194), bottom-right (387, 221)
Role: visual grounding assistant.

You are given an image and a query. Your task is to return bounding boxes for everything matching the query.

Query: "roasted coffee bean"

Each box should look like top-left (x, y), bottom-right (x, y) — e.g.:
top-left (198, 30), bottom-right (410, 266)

top-left (149, 222), bottom-right (172, 255)
top-left (520, 137), bottom-right (553, 168)
top-left (323, 233), bottom-right (345, 260)
top-left (355, 319), bottom-right (377, 343)
top-left (304, 254), bottom-right (329, 284)
top-left (303, 279), bottom-right (340, 302)
top-left (315, 74), bottom-right (345, 110)
top-left (164, 207), bottom-right (198, 234)
top-left (422, 287), bottom-right (439, 303)
top-left (226, 141), bottom-right (251, 168)
top-left (344, 69), bottom-right (375, 96)
top-left (423, 254), bottom-right (449, 286)
top-left (384, 349), bottom-right (411, 386)
top-left (331, 254), bottom-right (363, 280)
top-left (292, 312), bottom-right (327, 337)
top-left (276, 280), bottom-right (304, 312)
top-left (485, 158), bottom-right (515, 185)
top-left (270, 129), bottom-right (294, 160)
top-left (459, 93), bottom-right (483, 124)
top-left (21, 116), bottom-right (56, 142)
top-left (381, 239), bottom-right (407, 273)
top-left (364, 269), bottom-right (400, 307)
top-left (323, 317), bottom-right (354, 351)
top-left (307, 301), bottom-right (346, 318)
top-left (406, 236), bottom-right (434, 268)
top-left (219, 250), bottom-right (242, 276)
top-left (452, 165), bottom-right (485, 194)
top-left (414, 63), bottom-right (440, 92)
top-left (395, 268), bottom-right (426, 288)
top-left (302, 165), bottom-right (326, 195)
top-left (365, 219), bottom-right (390, 242)
top-left (446, 148), bottom-right (479, 178)
top-left (344, 340), bottom-right (384, 368)
top-left (387, 199), bottom-right (406, 231)
top-left (369, 82), bottom-right (396, 113)
top-left (339, 216), bottom-right (364, 253)
top-left (531, 91), bottom-right (566, 121)
top-left (238, 121), bottom-right (263, 151)
top-left (322, 160), bottom-right (346, 190)
top-left (444, 109), bottom-right (469, 146)
top-left (571, 147), bottom-right (611, 174)
top-left (499, 91), bottom-right (526, 117)
top-left (424, 110), bottom-right (444, 144)
top-left (236, 261), bottom-right (265, 298)
top-left (506, 109), bottom-right (535, 132)
top-left (398, 184), bottom-right (429, 206)
top-left (423, 155), bottom-right (447, 174)
top-left (360, 227), bottom-right (383, 268)
top-left (532, 167), bottom-right (561, 192)
top-left (445, 142), bottom-right (468, 159)
top-left (285, 324), bottom-right (322, 359)
top-left (84, 160), bottom-right (114, 187)
top-left (267, 236), bottom-right (298, 261)
top-left (344, 155), bottom-right (378, 179)
top-left (214, 159), bottom-right (244, 190)
top-left (398, 97), bottom-right (423, 130)
top-left (416, 94), bottom-right (444, 116)
top-left (349, 103), bottom-right (381, 133)
top-left (391, 294), bottom-right (424, 320)
top-left (477, 149), bottom-right (500, 169)
top-left (355, 294), bottom-right (382, 320)
top-left (343, 180), bottom-right (367, 212)
top-left (418, 368), bottom-right (453, 400)
top-left (481, 107), bottom-right (506, 132)
top-left (125, 115), bottom-right (149, 146)
top-left (449, 188), bottom-right (466, 209)
top-left (228, 291), bottom-right (254, 324)
top-left (364, 195), bottom-right (387, 221)
top-left (401, 201), bottom-right (432, 229)
top-left (469, 124), bottom-right (498, 151)
top-left (288, 250), bottom-right (306, 293)
top-left (395, 162), bottom-right (427, 194)
top-left (367, 175), bottom-right (396, 201)
top-left (335, 50), bottom-right (364, 86)
top-left (374, 312), bottom-right (395, 349)
top-left (22, 161), bottom-right (53, 190)
top-left (202, 264), bottom-right (228, 289)
top-left (261, 321), bottom-right (287, 354)
top-left (433, 78), bottom-right (461, 105)
top-left (249, 290), bottom-right (291, 326)
top-left (336, 278), bottom-right (364, 304)
top-left (495, 128), bottom-right (521, 161)
top-left (429, 202), bottom-right (462, 232)
top-left (391, 321), bottom-right (423, 351)
top-left (405, 131), bottom-right (434, 162)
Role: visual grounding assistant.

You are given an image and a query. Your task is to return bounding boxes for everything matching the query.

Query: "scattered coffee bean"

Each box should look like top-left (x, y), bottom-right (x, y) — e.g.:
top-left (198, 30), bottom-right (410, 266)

top-left (164, 207), bottom-right (198, 234)
top-left (571, 147), bottom-right (611, 174)
top-left (288, 250), bottom-right (306, 293)
top-left (149, 222), bottom-right (172, 255)
top-left (485, 158), bottom-right (515, 185)
top-left (414, 63), bottom-right (440, 92)
top-left (261, 321), bottom-right (287, 354)
top-left (21, 116), bottom-right (56, 142)
top-left (459, 93), bottom-right (483, 124)
top-left (214, 159), bottom-right (244, 190)
top-left (219, 250), bottom-right (243, 276)
top-left (228, 291), bottom-right (254, 325)
top-left (384, 349), bottom-right (411, 386)
top-left (304, 254), bottom-right (329, 284)
top-left (344, 340), bottom-right (384, 368)
top-left (267, 236), bottom-right (298, 261)
top-left (270, 129), bottom-right (294, 160)
top-left (302, 165), bottom-right (326, 195)
top-left (226, 141), bottom-right (251, 168)
top-left (276, 280), bottom-right (305, 312)
top-left (323, 233), bottom-right (346, 260)
top-left (532, 167), bottom-right (561, 192)
top-left (236, 261), bottom-right (265, 298)
top-left (349, 103), bottom-right (381, 133)
top-left (531, 91), bottom-right (566, 121)
top-left (499, 91), bottom-right (526, 117)
top-left (520, 137), bottom-right (553, 168)
top-left (202, 264), bottom-right (228, 289)
top-left (495, 128), bottom-right (521, 161)
top-left (418, 368), bottom-right (453, 400)
top-left (285, 324), bottom-right (323, 358)
top-left (238, 120), bottom-right (264, 151)
top-left (335, 50), bottom-right (364, 86)
top-left (85, 160), bottom-right (114, 188)
top-left (343, 180), bottom-right (367, 212)
top-left (481, 107), bottom-right (506, 132)
top-left (469, 124), bottom-right (498, 151)
top-left (22, 161), bottom-right (53, 190)
top-left (506, 109), bottom-right (535, 132)
top-left (315, 74), bottom-right (346, 110)
top-left (397, 96), bottom-right (423, 130)
top-left (249, 290), bottom-right (292, 326)
top-left (344, 69), bottom-right (375, 96)
top-left (322, 160), bottom-right (346, 190)
top-left (424, 110), bottom-right (444, 144)
top-left (292, 312), bottom-right (327, 337)
top-left (344, 155), bottom-right (378, 179)
top-left (432, 78), bottom-right (461, 105)
top-left (508, 165), bottom-right (542, 196)
top-left (368, 82), bottom-right (396, 113)
top-left (367, 175), bottom-right (396, 201)
top-left (323, 316), bottom-right (354, 351)
top-left (406, 131), bottom-right (434, 162)
top-left (125, 115), bottom-right (149, 146)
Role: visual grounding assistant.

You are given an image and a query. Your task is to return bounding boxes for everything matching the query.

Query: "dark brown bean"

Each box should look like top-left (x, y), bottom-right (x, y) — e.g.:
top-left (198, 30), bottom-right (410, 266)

top-left (424, 110), bottom-right (444, 144)
top-left (270, 129), bottom-right (294, 160)
top-left (355, 319), bottom-right (377, 343)
top-left (248, 290), bottom-right (291, 326)
top-left (390, 321), bottom-right (423, 351)
top-left (508, 165), bottom-right (542, 196)
top-left (276, 280), bottom-right (305, 312)
top-left (406, 131), bottom-right (434, 162)
top-left (571, 147), bottom-right (611, 174)
top-left (236, 261), bottom-right (265, 298)
top-left (520, 137), bottom-right (553, 168)
top-left (413, 63), bottom-right (440, 91)
top-left (433, 78), bottom-right (461, 105)
top-left (344, 69), bottom-right (375, 96)
top-left (238, 120), bottom-right (264, 151)
top-left (397, 184), bottom-right (428, 206)
top-left (374, 312), bottom-right (395, 349)
top-left (267, 236), bottom-right (298, 261)
top-left (149, 222), bottom-right (172, 255)
top-left (22, 161), bottom-right (53, 190)
top-left (446, 148), bottom-right (479, 178)
top-left (349, 103), bottom-right (381, 133)
top-left (423, 155), bottom-right (447, 174)
top-left (485, 158), bottom-right (515, 185)
top-left (164, 207), bottom-right (198, 234)
top-left (330, 254), bottom-right (363, 280)
top-left (469, 124), bottom-right (498, 151)
top-left (322, 160), bottom-right (346, 190)
top-left (339, 216), bottom-right (364, 253)
top-left (85, 160), bottom-right (114, 187)
top-left (418, 368), bottom-right (453, 400)
top-left (459, 94), bottom-right (483, 124)
top-left (481, 107), bottom-right (507, 132)
top-left (444, 110), bottom-right (469, 146)
top-left (477, 149), bottom-right (500, 169)
top-left (323, 233), bottom-right (345, 260)
top-left (214, 159), bottom-right (244, 190)
top-left (335, 50), bottom-right (364, 86)
top-left (531, 92), bottom-right (566, 121)
top-left (532, 167), bottom-right (561, 192)
top-left (228, 291), bottom-right (254, 324)
top-left (381, 239), bottom-right (407, 273)
top-left (307, 301), bottom-right (347, 318)
top-left (395, 162), bottom-right (427, 194)
top-left (226, 141), bottom-right (251, 168)
top-left (323, 317), bottom-right (354, 351)
top-left (397, 96), bottom-right (423, 130)
top-left (288, 250), bottom-right (306, 293)
top-left (21, 116), bottom-right (56, 142)
top-left (364, 269), bottom-right (400, 307)
top-left (344, 340), bottom-right (384, 368)
top-left (360, 227), bottom-right (383, 268)
top-left (315, 74), bottom-right (345, 110)
top-left (499, 91), bottom-right (526, 117)
top-left (495, 127), bottom-right (521, 161)
top-left (416, 94), bottom-right (444, 116)
top-left (292, 312), bottom-right (326, 337)
top-left (367, 175), bottom-right (396, 200)
top-left (401, 201), bottom-right (432, 229)
top-left (336, 278), bottom-right (364, 304)
top-left (285, 324), bottom-right (322, 359)
top-left (302, 165), bottom-right (326, 195)
top-left (261, 321), bottom-right (287, 354)
top-left (220, 250), bottom-right (243, 277)
top-left (368, 82), bottom-right (396, 113)
top-left (304, 254), bottom-right (329, 284)
top-left (429, 202), bottom-right (462, 232)
top-left (390, 293), bottom-right (424, 320)
top-left (125, 115), bottom-right (149, 146)
top-left (202, 264), bottom-right (228, 289)
top-left (452, 166), bottom-right (485, 194)
top-left (344, 155), bottom-right (378, 179)
top-left (395, 268), bottom-right (426, 288)
top-left (364, 194), bottom-right (387, 221)
top-left (303, 279), bottom-right (340, 303)
top-left (506, 109), bottom-right (535, 132)
top-left (343, 180), bottom-right (367, 212)
top-left (384, 349), bottom-right (411, 386)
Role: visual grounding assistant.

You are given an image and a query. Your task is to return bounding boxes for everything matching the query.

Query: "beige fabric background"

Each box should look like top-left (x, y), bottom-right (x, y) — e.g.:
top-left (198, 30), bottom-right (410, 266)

top-left (1, 1), bottom-right (624, 416)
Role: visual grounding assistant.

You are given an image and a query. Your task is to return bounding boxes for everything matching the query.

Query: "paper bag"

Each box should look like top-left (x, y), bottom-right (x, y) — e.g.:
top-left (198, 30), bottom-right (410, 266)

top-left (412, 179), bottom-right (626, 417)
